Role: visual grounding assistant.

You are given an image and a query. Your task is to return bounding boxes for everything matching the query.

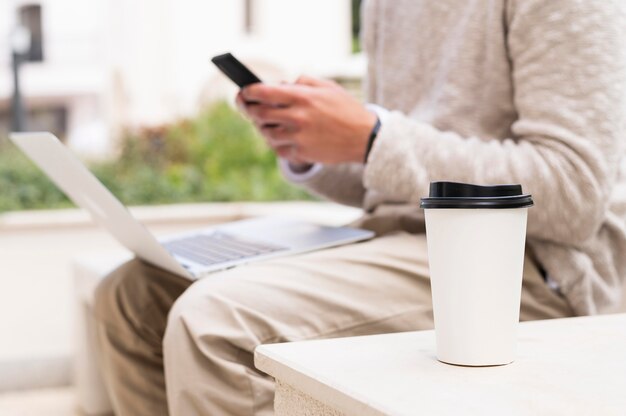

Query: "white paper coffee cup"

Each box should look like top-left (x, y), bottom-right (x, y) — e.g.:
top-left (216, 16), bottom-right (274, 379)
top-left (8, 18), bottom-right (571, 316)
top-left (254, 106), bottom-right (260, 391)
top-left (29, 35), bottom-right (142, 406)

top-left (420, 182), bottom-right (533, 366)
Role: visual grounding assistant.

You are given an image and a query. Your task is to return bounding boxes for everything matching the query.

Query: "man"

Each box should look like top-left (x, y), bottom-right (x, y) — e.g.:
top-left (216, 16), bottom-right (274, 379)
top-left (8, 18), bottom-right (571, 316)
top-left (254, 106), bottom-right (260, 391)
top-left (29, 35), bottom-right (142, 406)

top-left (94, 1), bottom-right (626, 415)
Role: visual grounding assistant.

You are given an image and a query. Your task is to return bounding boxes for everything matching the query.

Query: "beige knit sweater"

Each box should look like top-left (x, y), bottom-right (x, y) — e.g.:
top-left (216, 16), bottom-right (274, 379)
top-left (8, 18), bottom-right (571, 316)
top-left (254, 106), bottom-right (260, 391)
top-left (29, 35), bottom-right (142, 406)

top-left (289, 0), bottom-right (626, 315)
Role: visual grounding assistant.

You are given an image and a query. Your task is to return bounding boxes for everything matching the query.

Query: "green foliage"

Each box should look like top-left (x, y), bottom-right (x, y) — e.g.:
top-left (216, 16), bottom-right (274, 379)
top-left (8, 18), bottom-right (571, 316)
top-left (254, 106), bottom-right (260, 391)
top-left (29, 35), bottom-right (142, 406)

top-left (0, 142), bottom-right (72, 211)
top-left (0, 101), bottom-right (313, 213)
top-left (351, 0), bottom-right (362, 53)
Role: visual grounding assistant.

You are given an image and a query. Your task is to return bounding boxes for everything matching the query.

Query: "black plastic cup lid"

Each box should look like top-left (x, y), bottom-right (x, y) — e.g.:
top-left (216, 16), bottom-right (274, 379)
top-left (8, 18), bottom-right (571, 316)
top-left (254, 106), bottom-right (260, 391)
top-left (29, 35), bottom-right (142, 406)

top-left (420, 181), bottom-right (533, 209)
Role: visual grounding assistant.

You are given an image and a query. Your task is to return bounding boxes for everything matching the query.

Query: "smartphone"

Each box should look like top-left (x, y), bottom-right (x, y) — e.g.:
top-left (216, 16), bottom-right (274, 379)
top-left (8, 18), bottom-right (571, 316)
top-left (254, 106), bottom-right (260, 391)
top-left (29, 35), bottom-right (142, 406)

top-left (211, 52), bottom-right (262, 88)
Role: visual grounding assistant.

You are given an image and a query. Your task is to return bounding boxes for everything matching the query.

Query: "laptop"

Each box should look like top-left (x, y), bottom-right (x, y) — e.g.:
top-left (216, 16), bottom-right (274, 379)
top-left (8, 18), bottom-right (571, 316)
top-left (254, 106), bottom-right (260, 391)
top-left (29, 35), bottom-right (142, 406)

top-left (10, 132), bottom-right (374, 280)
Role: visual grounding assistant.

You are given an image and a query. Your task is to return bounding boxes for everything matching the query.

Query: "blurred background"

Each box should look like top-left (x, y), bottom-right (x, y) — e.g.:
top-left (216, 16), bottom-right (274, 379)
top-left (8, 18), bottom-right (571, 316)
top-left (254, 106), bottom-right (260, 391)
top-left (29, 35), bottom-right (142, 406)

top-left (0, 1), bottom-right (364, 414)
top-left (0, 0), bottom-right (366, 209)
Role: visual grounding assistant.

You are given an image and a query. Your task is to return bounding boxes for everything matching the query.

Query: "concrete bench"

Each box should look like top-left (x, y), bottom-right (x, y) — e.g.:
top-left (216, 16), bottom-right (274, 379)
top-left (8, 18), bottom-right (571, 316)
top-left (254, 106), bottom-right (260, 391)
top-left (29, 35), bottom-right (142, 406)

top-left (255, 313), bottom-right (626, 415)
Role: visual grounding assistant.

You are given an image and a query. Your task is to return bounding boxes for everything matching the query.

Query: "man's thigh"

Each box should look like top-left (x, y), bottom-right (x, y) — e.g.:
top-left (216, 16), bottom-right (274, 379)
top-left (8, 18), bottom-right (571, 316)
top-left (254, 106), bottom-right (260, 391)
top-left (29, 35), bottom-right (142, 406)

top-left (167, 230), bottom-right (574, 346)
top-left (163, 232), bottom-right (435, 415)
top-left (519, 255), bottom-right (574, 321)
top-left (169, 231), bottom-right (434, 347)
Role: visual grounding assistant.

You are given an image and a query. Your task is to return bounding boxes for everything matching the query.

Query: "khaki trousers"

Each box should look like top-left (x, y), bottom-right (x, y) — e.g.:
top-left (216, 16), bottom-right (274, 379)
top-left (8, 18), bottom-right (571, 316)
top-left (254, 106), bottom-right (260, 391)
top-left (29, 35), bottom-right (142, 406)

top-left (93, 232), bottom-right (574, 416)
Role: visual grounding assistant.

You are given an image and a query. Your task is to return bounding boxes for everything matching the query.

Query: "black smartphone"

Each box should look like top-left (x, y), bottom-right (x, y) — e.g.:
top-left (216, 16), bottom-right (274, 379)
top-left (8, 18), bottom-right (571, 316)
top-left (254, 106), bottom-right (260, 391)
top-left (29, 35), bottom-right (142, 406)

top-left (211, 52), bottom-right (262, 88)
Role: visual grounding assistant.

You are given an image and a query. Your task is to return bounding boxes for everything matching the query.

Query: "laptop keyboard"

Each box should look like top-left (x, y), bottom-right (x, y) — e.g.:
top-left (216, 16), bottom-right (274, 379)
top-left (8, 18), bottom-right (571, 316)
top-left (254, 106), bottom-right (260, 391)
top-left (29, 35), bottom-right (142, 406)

top-left (163, 232), bottom-right (288, 266)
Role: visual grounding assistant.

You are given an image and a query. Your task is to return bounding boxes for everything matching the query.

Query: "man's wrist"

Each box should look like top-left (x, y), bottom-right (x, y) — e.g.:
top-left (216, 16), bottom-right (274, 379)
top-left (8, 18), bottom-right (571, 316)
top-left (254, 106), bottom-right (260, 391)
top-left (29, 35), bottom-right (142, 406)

top-left (363, 116), bottom-right (382, 163)
top-left (365, 104), bottom-right (390, 123)
top-left (361, 104), bottom-right (388, 164)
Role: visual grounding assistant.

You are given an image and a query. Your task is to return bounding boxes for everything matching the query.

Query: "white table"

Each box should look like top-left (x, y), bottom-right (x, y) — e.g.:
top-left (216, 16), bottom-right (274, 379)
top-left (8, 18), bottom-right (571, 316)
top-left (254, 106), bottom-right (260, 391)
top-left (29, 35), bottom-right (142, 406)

top-left (255, 314), bottom-right (626, 415)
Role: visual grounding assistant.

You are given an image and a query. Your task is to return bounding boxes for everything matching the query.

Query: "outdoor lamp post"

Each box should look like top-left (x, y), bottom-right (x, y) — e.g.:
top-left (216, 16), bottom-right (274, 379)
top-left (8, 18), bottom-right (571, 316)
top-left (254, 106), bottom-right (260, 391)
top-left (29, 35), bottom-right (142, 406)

top-left (10, 25), bottom-right (31, 132)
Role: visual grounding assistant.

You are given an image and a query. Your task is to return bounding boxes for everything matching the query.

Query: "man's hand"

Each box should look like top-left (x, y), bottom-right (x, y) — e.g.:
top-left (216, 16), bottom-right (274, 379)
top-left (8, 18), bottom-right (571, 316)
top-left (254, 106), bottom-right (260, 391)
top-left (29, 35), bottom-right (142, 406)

top-left (236, 76), bottom-right (377, 165)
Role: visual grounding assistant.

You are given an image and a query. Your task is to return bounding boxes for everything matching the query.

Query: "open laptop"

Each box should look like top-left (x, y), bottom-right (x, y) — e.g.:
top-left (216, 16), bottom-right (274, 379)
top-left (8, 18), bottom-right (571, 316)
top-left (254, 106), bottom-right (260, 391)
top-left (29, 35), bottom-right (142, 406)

top-left (10, 132), bottom-right (374, 280)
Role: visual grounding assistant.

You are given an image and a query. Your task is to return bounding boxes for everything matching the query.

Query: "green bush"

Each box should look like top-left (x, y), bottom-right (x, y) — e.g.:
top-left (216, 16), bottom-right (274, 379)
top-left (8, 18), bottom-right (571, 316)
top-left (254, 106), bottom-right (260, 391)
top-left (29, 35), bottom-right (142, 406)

top-left (0, 143), bottom-right (72, 211)
top-left (0, 101), bottom-right (313, 213)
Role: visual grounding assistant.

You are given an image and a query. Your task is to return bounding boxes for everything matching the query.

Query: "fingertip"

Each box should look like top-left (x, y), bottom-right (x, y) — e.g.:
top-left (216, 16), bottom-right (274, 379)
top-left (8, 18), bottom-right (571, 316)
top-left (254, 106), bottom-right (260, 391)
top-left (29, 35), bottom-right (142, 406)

top-left (240, 85), bottom-right (251, 99)
top-left (243, 83), bottom-right (267, 100)
top-left (235, 92), bottom-right (250, 112)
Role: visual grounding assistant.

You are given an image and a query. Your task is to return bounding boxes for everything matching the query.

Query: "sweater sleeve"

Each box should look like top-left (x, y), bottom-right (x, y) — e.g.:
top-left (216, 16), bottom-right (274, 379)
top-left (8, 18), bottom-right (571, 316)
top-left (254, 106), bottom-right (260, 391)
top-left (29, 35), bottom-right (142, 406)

top-left (363, 0), bottom-right (626, 246)
top-left (290, 163), bottom-right (367, 208)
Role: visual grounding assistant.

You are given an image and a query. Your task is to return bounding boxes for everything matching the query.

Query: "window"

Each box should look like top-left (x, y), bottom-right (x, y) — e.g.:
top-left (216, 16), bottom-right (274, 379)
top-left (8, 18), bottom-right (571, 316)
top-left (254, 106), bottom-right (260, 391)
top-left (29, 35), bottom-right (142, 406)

top-left (244, 0), bottom-right (255, 34)
top-left (19, 4), bottom-right (44, 62)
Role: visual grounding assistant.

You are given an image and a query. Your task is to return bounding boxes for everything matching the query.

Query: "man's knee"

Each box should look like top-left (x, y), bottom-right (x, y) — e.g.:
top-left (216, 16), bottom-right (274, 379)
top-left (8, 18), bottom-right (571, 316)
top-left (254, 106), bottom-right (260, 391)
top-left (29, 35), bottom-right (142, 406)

top-left (163, 276), bottom-right (277, 414)
top-left (164, 276), bottom-right (267, 360)
top-left (94, 257), bottom-right (191, 336)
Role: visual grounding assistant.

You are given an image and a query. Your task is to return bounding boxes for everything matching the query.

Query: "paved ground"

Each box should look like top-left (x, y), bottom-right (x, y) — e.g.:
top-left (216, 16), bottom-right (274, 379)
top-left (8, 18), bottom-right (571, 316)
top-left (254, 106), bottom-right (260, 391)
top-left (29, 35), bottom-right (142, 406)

top-left (0, 387), bottom-right (79, 416)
